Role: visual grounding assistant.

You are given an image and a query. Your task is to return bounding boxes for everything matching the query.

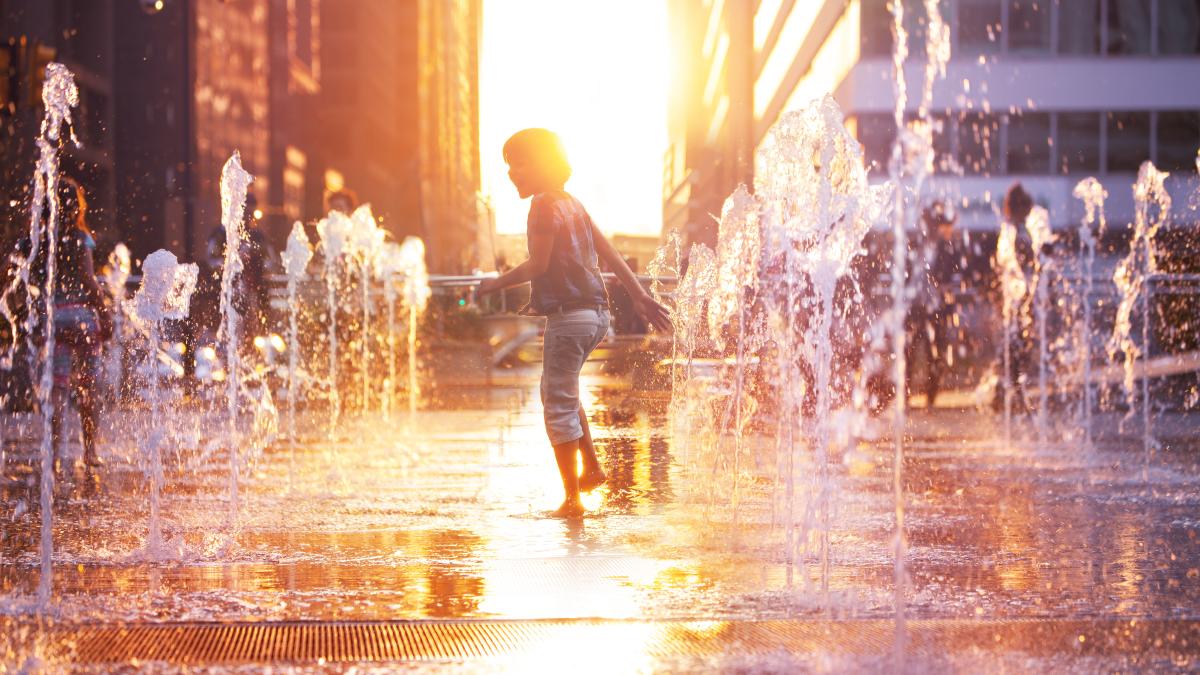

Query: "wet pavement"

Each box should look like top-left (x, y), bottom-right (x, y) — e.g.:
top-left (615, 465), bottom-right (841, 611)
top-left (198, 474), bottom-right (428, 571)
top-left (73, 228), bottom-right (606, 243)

top-left (3, 361), bottom-right (1200, 670)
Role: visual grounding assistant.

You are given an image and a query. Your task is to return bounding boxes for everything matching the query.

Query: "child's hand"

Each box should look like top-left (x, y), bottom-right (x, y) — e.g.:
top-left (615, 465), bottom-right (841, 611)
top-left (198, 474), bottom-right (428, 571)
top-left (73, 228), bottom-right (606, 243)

top-left (632, 292), bottom-right (672, 332)
top-left (476, 278), bottom-right (499, 296)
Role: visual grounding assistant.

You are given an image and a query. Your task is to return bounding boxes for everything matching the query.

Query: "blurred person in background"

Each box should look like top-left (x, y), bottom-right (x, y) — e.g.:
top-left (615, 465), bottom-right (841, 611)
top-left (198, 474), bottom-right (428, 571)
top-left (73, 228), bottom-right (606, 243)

top-left (991, 183), bottom-right (1037, 414)
top-left (906, 201), bottom-right (960, 409)
top-left (41, 178), bottom-right (112, 468)
top-left (327, 190), bottom-right (357, 216)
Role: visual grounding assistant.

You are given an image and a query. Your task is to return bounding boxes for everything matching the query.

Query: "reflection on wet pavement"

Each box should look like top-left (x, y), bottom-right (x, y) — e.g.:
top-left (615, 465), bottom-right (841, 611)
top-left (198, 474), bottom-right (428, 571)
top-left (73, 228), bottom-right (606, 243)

top-left (2, 373), bottom-right (1200, 637)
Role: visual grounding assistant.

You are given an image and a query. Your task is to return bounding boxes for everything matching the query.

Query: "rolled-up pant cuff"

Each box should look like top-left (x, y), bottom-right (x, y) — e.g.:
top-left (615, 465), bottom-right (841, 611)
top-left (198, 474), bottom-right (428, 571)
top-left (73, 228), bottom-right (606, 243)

top-left (545, 428), bottom-right (583, 446)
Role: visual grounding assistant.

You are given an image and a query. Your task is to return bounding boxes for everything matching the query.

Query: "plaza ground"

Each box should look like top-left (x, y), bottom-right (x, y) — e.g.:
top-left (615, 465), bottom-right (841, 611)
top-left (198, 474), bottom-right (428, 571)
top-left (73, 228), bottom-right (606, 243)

top-left (2, 345), bottom-right (1200, 671)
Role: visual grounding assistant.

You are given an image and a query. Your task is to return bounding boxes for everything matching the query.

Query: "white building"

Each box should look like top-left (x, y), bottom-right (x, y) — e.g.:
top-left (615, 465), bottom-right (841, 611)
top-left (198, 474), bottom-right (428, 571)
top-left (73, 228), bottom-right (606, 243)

top-left (665, 0), bottom-right (1200, 238)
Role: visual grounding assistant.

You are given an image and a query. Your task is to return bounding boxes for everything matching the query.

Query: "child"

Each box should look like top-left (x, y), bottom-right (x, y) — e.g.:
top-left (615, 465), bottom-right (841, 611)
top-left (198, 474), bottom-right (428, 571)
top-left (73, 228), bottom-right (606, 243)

top-left (477, 128), bottom-right (671, 518)
top-left (48, 178), bottom-right (112, 467)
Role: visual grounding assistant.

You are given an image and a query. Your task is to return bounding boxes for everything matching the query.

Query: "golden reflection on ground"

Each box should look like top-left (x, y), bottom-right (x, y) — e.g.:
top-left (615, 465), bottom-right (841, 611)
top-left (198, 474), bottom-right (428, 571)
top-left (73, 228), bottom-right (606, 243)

top-left (1, 368), bottom-right (1200, 634)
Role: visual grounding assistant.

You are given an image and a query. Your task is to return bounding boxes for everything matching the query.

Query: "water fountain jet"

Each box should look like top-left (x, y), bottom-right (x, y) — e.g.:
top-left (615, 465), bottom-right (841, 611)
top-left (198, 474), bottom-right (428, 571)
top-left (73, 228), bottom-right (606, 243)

top-left (1073, 179), bottom-right (1106, 450)
top-left (397, 237), bottom-right (431, 425)
top-left (217, 151), bottom-right (254, 534)
top-left (317, 210), bottom-right (352, 437)
top-left (281, 221), bottom-right (313, 481)
top-left (131, 250), bottom-right (198, 556)
top-left (1109, 161), bottom-right (1172, 478)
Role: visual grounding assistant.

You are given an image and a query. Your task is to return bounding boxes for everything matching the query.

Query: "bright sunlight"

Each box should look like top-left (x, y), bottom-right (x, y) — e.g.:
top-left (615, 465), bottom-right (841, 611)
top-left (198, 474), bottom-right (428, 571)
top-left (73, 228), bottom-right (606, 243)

top-left (480, 0), bottom-right (669, 238)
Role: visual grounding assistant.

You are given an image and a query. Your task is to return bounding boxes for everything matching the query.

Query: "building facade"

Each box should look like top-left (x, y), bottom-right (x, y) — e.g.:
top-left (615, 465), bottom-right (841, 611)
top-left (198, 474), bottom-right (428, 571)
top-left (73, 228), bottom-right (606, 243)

top-left (282, 0), bottom-right (484, 273)
top-left (4, 0), bottom-right (483, 273)
top-left (110, 0), bottom-right (321, 262)
top-left (1, 0), bottom-right (117, 249)
top-left (665, 0), bottom-right (1200, 246)
top-left (416, 0), bottom-right (483, 273)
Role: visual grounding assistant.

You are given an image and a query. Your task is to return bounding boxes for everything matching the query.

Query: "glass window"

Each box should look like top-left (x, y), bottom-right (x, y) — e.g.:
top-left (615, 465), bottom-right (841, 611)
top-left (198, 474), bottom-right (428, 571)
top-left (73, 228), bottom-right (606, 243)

top-left (904, 0), bottom-right (952, 57)
top-left (1158, 0), bottom-right (1200, 55)
top-left (1009, 0), bottom-right (1051, 52)
top-left (859, 0), bottom-right (951, 58)
top-left (855, 113), bottom-right (897, 174)
top-left (860, 0), bottom-right (893, 57)
top-left (930, 113), bottom-right (954, 173)
top-left (900, 111), bottom-right (955, 174)
top-left (1106, 111), bottom-right (1151, 172)
top-left (1057, 112), bottom-right (1101, 174)
top-left (1156, 111), bottom-right (1200, 171)
top-left (959, 112), bottom-right (1001, 175)
top-left (1107, 0), bottom-right (1152, 54)
top-left (1057, 0), bottom-right (1101, 54)
top-left (1006, 112), bottom-right (1051, 173)
top-left (959, 0), bottom-right (1004, 56)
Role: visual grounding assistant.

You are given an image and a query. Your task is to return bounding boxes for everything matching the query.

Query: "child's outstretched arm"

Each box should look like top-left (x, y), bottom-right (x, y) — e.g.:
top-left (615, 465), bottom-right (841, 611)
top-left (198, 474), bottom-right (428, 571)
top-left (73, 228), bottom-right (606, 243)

top-left (589, 222), bottom-right (672, 332)
top-left (475, 219), bottom-right (555, 296)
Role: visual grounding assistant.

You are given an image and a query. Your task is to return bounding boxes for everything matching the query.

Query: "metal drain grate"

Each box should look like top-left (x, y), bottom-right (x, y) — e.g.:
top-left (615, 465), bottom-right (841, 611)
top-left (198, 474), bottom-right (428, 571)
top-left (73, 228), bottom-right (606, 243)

top-left (32, 618), bottom-right (1200, 665)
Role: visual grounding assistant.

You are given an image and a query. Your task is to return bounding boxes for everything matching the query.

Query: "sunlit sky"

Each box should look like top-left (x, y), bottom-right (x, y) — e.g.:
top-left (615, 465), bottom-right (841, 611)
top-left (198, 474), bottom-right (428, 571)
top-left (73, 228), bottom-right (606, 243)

top-left (480, 0), bottom-right (669, 238)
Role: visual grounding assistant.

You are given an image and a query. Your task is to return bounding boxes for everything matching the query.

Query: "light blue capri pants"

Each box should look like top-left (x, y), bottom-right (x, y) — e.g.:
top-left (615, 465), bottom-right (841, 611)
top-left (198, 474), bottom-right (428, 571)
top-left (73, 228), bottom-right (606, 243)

top-left (540, 306), bottom-right (610, 445)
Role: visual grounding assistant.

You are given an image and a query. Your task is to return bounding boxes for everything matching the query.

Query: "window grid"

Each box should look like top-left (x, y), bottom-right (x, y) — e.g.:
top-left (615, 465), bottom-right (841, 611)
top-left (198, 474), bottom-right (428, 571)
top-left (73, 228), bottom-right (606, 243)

top-left (936, 0), bottom-right (1198, 58)
top-left (854, 108), bottom-right (1199, 177)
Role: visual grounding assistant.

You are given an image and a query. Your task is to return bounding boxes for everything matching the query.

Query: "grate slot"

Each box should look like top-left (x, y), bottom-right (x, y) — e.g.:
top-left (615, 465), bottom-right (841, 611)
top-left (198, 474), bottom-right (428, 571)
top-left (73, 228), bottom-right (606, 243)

top-left (27, 618), bottom-right (1200, 666)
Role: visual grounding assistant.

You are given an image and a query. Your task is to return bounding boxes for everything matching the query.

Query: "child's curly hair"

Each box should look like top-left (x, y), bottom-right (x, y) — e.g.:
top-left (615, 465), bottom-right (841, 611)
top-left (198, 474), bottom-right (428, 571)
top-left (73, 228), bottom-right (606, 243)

top-left (503, 128), bottom-right (572, 186)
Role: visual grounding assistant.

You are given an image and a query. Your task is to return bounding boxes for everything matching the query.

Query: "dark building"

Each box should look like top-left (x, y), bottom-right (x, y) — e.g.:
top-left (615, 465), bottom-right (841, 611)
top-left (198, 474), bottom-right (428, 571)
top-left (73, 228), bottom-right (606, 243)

top-left (315, 0), bottom-right (483, 273)
top-left (112, 0), bottom-right (321, 263)
top-left (4, 0), bottom-right (483, 272)
top-left (314, 1), bottom-right (419, 241)
top-left (0, 0), bottom-right (117, 251)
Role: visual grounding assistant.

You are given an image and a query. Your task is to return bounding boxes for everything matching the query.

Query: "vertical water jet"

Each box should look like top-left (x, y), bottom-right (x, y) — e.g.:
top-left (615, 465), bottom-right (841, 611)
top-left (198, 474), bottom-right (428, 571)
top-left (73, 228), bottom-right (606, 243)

top-left (217, 151), bottom-right (254, 534)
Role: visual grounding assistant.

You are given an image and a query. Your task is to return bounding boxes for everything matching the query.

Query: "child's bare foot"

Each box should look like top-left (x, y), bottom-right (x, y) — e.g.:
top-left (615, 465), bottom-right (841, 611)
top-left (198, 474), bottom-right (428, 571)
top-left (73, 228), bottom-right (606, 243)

top-left (551, 499), bottom-right (585, 519)
top-left (578, 468), bottom-right (607, 493)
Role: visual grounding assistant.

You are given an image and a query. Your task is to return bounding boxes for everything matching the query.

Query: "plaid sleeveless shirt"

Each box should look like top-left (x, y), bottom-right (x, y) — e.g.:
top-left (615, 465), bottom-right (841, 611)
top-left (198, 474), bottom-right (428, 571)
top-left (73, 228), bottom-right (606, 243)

top-left (523, 191), bottom-right (609, 315)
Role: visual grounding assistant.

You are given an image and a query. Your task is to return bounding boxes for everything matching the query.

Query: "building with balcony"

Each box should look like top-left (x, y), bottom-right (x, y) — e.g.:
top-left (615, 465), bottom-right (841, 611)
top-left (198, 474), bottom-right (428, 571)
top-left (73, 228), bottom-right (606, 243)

top-left (665, 0), bottom-right (1200, 247)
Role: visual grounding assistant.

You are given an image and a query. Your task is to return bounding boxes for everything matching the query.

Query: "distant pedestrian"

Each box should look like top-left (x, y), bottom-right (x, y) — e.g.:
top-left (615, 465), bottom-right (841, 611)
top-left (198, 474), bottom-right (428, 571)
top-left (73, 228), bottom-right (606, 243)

top-left (992, 183), bottom-right (1036, 413)
top-left (47, 178), bottom-right (112, 467)
top-left (476, 128), bottom-right (670, 518)
top-left (327, 190), bottom-right (357, 216)
top-left (906, 201), bottom-right (961, 408)
top-left (202, 192), bottom-right (271, 351)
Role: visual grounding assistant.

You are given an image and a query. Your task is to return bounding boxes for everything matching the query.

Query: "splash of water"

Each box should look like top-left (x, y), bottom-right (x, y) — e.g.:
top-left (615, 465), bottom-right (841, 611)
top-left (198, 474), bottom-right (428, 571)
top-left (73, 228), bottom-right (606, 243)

top-left (646, 228), bottom-right (682, 412)
top-left (397, 236), bottom-right (431, 424)
top-left (708, 187), bottom-right (761, 528)
top-left (349, 205), bottom-right (385, 413)
top-left (15, 62), bottom-right (81, 609)
top-left (1108, 161), bottom-right (1171, 475)
top-left (1073, 179), bottom-right (1106, 450)
top-left (103, 244), bottom-right (131, 396)
top-left (1027, 206), bottom-right (1055, 448)
top-left (377, 242), bottom-right (405, 420)
top-left (217, 151), bottom-right (254, 532)
top-left (281, 222), bottom-right (313, 479)
top-left (756, 96), bottom-right (876, 596)
top-left (669, 243), bottom-right (716, 470)
top-left (317, 210), bottom-right (352, 436)
top-left (132, 250), bottom-right (198, 556)
top-left (995, 208), bottom-right (1029, 445)
top-left (888, 0), bottom-right (949, 652)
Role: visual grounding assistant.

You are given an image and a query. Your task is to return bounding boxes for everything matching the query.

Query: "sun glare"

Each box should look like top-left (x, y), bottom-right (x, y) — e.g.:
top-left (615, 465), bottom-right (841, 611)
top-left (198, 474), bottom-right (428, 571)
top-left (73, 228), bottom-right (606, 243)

top-left (480, 0), bottom-right (669, 238)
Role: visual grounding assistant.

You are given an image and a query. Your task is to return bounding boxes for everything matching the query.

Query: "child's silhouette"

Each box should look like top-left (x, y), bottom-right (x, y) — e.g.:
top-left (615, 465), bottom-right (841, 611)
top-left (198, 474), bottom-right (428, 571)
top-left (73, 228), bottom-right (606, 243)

top-left (477, 129), bottom-right (670, 518)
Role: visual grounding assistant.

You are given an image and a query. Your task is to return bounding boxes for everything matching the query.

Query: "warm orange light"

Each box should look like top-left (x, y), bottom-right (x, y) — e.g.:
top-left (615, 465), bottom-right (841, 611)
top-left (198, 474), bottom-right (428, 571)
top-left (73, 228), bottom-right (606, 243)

top-left (480, 1), bottom-right (669, 238)
top-left (324, 168), bottom-right (345, 193)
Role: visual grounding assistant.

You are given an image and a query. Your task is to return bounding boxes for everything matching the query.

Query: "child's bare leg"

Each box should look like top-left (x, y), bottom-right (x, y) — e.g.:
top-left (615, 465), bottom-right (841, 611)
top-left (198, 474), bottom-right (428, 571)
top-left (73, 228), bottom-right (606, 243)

top-left (50, 393), bottom-right (64, 470)
top-left (551, 439), bottom-right (584, 517)
top-left (76, 382), bottom-right (99, 465)
top-left (577, 405), bottom-right (606, 491)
